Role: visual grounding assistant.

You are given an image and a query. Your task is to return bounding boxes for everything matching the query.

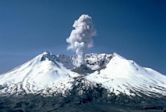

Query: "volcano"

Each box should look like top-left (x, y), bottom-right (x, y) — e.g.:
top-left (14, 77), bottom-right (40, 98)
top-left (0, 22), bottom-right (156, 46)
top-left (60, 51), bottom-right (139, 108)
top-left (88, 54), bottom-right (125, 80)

top-left (0, 52), bottom-right (166, 112)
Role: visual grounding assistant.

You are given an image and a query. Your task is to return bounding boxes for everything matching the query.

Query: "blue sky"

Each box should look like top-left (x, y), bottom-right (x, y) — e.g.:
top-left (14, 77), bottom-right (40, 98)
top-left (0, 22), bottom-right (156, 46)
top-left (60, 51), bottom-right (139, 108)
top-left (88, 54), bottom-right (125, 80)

top-left (0, 0), bottom-right (165, 74)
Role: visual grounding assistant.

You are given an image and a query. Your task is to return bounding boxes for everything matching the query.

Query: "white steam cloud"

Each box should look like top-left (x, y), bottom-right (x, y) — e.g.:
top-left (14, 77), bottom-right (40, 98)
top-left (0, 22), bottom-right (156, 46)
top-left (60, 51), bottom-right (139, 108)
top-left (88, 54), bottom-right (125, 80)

top-left (66, 14), bottom-right (96, 66)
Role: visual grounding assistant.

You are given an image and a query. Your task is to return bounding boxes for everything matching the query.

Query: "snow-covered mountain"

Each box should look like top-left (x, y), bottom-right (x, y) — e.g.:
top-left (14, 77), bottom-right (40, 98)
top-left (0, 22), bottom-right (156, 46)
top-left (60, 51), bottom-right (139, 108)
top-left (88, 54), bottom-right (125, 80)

top-left (86, 53), bottom-right (166, 97)
top-left (0, 52), bottom-right (79, 95)
top-left (0, 51), bottom-right (166, 99)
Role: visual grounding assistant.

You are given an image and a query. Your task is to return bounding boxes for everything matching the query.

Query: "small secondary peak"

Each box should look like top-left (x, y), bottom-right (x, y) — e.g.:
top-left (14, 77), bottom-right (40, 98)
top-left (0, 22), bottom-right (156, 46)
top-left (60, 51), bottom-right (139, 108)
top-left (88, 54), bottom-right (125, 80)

top-left (39, 51), bottom-right (56, 62)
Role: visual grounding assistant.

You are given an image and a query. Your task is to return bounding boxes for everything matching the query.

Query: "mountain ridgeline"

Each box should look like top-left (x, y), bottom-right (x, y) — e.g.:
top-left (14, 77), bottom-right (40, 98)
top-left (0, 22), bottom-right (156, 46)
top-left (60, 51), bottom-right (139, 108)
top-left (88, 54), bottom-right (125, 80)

top-left (0, 52), bottom-right (166, 112)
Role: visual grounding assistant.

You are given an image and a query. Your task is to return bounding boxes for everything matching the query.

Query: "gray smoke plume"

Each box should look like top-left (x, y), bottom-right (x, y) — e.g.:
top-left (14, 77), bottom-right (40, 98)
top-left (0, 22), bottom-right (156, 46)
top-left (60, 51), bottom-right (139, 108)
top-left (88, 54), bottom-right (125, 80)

top-left (66, 14), bottom-right (96, 66)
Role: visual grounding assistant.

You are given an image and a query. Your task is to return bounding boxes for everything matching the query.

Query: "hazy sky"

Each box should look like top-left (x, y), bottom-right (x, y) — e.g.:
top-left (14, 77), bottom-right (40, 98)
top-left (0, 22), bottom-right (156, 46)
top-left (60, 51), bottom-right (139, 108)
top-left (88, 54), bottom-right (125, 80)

top-left (0, 0), bottom-right (165, 74)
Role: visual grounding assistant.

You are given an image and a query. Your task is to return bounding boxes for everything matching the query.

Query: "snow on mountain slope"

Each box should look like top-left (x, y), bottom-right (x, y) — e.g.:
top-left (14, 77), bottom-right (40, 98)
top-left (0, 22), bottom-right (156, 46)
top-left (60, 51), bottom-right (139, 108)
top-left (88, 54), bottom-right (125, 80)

top-left (0, 51), bottom-right (166, 98)
top-left (0, 52), bottom-right (79, 95)
top-left (86, 53), bottom-right (166, 96)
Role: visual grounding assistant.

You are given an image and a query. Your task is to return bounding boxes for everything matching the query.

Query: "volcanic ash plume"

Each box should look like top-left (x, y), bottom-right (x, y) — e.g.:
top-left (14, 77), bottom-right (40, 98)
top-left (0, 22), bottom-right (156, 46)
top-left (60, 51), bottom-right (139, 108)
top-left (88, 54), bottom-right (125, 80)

top-left (66, 14), bottom-right (96, 66)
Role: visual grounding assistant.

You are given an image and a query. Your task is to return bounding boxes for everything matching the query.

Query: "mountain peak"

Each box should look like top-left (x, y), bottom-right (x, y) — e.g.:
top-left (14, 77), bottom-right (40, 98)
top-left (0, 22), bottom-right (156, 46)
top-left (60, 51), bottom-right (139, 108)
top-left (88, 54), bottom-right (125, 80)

top-left (41, 51), bottom-right (50, 55)
top-left (37, 51), bottom-right (56, 63)
top-left (37, 51), bottom-right (50, 58)
top-left (112, 52), bottom-right (126, 60)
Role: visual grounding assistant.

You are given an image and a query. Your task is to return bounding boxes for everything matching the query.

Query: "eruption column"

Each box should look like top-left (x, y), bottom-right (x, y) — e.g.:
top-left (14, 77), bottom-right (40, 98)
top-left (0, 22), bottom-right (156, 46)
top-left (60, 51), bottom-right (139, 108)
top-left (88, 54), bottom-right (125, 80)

top-left (66, 14), bottom-right (96, 66)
